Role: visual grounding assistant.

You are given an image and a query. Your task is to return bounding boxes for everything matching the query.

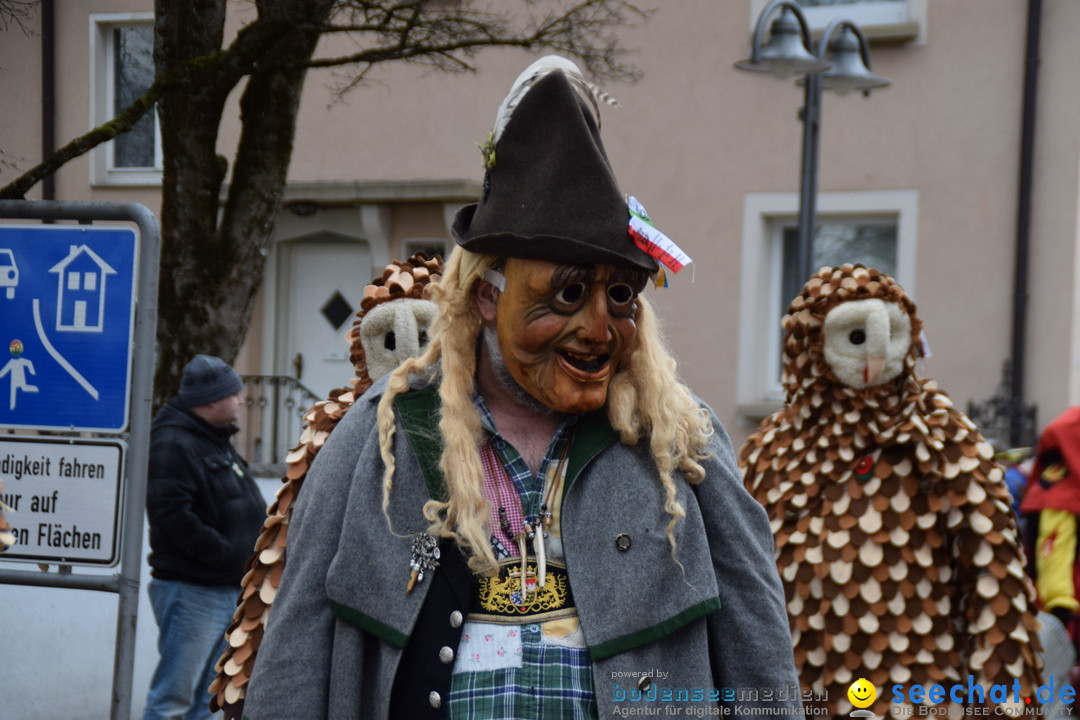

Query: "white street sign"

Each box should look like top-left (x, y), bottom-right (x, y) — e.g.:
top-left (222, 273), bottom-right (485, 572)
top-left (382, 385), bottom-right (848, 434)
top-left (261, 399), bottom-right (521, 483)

top-left (0, 436), bottom-right (125, 566)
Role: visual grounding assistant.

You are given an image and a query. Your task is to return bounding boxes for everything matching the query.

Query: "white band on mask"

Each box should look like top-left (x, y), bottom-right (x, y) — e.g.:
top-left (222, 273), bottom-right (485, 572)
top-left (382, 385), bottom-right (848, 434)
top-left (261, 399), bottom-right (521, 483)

top-left (483, 268), bottom-right (507, 292)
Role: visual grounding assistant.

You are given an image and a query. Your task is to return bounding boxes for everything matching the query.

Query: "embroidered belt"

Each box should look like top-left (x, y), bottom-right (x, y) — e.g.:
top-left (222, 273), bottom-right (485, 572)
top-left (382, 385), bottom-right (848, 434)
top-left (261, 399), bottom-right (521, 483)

top-left (468, 558), bottom-right (577, 625)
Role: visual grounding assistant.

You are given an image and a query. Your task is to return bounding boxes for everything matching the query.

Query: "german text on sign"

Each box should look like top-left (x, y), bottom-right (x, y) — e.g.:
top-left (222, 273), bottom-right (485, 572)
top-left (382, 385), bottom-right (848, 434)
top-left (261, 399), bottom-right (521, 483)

top-left (0, 436), bottom-right (126, 566)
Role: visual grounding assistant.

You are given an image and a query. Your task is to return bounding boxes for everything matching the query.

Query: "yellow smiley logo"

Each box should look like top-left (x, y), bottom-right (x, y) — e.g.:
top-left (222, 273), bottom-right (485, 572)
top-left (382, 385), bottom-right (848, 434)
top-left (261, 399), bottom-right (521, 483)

top-left (848, 678), bottom-right (876, 709)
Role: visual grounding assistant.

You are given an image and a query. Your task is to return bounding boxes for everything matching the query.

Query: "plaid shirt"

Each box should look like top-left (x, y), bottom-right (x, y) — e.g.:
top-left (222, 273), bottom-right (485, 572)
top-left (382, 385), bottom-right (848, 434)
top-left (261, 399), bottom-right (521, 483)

top-left (445, 397), bottom-right (597, 720)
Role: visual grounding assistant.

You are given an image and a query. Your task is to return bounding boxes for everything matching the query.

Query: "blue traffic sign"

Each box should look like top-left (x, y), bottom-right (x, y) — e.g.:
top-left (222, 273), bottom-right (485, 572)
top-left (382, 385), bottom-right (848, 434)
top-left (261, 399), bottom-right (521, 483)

top-left (0, 225), bottom-right (137, 432)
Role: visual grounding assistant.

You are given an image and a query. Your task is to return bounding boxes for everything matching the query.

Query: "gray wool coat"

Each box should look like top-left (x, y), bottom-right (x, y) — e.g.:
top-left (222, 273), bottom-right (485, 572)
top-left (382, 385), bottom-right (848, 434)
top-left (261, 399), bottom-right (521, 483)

top-left (243, 375), bottom-right (803, 719)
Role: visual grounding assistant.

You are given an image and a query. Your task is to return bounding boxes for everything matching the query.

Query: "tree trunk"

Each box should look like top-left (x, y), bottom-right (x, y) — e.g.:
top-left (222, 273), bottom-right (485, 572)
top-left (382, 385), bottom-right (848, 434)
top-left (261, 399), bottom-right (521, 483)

top-left (152, 0), bottom-right (334, 405)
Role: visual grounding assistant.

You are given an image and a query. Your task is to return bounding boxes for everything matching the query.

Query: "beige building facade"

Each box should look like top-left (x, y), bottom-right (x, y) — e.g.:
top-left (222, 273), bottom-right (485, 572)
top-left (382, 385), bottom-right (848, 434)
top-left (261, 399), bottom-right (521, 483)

top-left (2, 0), bottom-right (1079, 455)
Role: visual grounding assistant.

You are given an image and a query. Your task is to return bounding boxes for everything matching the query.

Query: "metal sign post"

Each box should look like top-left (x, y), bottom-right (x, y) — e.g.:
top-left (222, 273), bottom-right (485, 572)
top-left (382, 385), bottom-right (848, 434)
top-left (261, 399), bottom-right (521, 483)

top-left (0, 200), bottom-right (160, 720)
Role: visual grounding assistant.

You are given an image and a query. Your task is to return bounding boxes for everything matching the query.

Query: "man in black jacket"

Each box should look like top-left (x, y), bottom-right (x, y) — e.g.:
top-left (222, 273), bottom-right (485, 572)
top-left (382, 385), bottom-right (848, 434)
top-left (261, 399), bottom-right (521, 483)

top-left (143, 355), bottom-right (266, 720)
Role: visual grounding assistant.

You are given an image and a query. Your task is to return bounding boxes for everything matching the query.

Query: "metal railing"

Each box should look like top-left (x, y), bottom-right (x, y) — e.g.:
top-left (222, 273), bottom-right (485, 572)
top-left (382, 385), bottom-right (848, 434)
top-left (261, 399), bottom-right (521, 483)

top-left (967, 360), bottom-right (1038, 450)
top-left (236, 375), bottom-right (321, 478)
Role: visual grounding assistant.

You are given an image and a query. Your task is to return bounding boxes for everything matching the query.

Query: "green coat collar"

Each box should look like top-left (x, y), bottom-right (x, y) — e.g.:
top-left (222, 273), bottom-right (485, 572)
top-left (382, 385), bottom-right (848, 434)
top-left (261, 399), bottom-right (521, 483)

top-left (393, 384), bottom-right (618, 502)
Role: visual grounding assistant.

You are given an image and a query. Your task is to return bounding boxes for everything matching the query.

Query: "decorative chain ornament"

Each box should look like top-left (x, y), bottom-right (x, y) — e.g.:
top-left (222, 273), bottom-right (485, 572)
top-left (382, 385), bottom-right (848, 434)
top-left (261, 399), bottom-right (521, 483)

top-left (406, 532), bottom-right (441, 595)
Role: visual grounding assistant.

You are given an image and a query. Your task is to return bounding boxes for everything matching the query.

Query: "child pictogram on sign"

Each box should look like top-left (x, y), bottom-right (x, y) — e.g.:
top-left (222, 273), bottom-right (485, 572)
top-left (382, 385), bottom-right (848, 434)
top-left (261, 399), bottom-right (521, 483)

top-left (0, 339), bottom-right (39, 410)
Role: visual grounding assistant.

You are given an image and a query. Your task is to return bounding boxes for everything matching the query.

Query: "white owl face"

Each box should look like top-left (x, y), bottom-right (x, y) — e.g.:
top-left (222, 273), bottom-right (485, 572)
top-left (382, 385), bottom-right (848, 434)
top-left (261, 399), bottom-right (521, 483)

top-left (359, 298), bottom-right (438, 382)
top-left (822, 299), bottom-right (912, 389)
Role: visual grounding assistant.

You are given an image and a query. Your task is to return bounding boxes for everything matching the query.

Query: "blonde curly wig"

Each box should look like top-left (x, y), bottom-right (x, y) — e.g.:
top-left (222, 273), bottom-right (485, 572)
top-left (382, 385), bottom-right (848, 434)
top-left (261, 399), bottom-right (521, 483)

top-left (377, 246), bottom-right (712, 576)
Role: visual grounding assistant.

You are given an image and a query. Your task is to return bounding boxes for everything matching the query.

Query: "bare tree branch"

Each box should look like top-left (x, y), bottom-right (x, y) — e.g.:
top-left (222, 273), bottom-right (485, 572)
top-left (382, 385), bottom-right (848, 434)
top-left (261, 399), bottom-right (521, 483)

top-left (3, 0), bottom-right (648, 200)
top-left (0, 8), bottom-right (311, 200)
top-left (0, 49), bottom-right (236, 199)
top-left (0, 87), bottom-right (161, 199)
top-left (0, 0), bottom-right (37, 34)
top-left (316, 0), bottom-right (648, 81)
top-left (309, 1), bottom-right (649, 96)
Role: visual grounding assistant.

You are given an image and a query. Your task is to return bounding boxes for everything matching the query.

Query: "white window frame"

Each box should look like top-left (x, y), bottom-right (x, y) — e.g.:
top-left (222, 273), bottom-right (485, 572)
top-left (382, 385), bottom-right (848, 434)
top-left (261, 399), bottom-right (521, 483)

top-left (736, 190), bottom-right (918, 417)
top-left (749, 0), bottom-right (926, 44)
top-left (89, 13), bottom-right (162, 187)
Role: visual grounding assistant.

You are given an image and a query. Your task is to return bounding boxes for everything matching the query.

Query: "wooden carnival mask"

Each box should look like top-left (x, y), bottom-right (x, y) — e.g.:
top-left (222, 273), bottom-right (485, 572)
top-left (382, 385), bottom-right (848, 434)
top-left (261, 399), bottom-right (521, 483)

top-left (478, 257), bottom-right (644, 414)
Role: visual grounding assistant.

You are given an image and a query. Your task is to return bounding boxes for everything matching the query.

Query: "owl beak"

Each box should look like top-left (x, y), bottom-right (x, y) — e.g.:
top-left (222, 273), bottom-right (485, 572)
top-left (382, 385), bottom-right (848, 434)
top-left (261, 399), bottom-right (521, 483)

top-left (863, 356), bottom-right (886, 386)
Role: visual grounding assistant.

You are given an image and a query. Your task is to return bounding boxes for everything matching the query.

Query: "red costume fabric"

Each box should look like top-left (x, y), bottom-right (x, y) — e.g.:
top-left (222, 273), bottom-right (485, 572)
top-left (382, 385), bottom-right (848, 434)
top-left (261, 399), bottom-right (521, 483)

top-left (1021, 406), bottom-right (1080, 632)
top-left (1022, 406), bottom-right (1080, 516)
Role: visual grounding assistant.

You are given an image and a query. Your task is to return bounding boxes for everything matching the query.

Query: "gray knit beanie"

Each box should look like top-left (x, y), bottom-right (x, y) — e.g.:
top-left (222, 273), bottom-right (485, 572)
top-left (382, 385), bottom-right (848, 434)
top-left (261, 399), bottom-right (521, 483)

top-left (179, 354), bottom-right (243, 406)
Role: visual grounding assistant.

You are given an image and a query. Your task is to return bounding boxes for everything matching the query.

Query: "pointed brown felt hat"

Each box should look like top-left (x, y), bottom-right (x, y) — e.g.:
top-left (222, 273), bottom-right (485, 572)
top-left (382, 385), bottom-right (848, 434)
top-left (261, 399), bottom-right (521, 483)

top-left (452, 69), bottom-right (658, 273)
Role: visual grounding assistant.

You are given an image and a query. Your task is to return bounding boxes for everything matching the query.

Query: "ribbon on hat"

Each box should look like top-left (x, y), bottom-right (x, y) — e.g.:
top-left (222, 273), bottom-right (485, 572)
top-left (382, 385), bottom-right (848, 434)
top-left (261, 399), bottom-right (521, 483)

top-left (627, 197), bottom-right (692, 274)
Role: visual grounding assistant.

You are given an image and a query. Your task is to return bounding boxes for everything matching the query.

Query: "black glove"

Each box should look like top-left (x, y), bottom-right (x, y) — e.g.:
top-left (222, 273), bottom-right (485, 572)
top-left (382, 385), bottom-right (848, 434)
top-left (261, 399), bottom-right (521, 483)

top-left (1050, 606), bottom-right (1074, 627)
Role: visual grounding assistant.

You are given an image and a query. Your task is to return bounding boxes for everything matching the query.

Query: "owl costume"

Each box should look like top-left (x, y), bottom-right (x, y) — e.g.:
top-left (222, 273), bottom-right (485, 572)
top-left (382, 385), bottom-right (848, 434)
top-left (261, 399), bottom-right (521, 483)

top-left (210, 253), bottom-right (443, 717)
top-left (740, 264), bottom-right (1042, 715)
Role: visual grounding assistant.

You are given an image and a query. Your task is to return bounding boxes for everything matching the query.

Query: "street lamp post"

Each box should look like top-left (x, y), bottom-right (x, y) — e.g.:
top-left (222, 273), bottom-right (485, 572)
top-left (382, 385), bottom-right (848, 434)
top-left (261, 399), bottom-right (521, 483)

top-left (736, 0), bottom-right (890, 284)
top-left (798, 68), bottom-right (824, 285)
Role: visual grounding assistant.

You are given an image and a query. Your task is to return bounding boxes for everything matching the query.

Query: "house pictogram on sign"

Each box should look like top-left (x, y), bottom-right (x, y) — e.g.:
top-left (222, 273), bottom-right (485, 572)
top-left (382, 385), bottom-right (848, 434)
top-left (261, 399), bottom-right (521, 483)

top-left (48, 244), bottom-right (117, 332)
top-left (0, 225), bottom-right (137, 432)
